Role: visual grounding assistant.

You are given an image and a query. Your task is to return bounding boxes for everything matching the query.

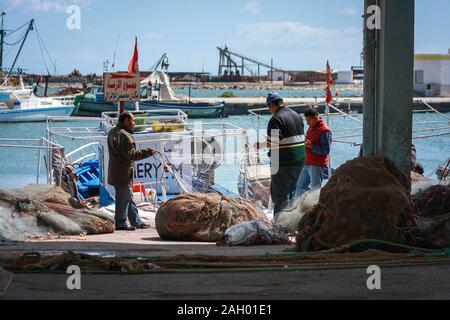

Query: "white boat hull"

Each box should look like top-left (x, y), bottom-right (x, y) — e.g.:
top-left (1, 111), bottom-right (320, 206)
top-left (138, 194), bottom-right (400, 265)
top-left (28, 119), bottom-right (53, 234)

top-left (0, 106), bottom-right (75, 123)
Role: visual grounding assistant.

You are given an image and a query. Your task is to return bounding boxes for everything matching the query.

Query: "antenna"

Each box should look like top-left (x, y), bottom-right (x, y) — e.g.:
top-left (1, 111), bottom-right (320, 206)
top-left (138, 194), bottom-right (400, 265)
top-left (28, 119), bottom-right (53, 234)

top-left (112, 35), bottom-right (120, 71)
top-left (103, 59), bottom-right (110, 72)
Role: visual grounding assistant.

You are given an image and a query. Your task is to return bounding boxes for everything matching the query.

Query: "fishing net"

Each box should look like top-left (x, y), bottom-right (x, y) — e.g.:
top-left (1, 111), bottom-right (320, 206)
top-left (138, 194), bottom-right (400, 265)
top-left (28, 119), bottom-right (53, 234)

top-left (296, 156), bottom-right (415, 252)
top-left (51, 149), bottom-right (80, 201)
top-left (217, 221), bottom-right (292, 247)
top-left (0, 185), bottom-right (114, 241)
top-left (275, 189), bottom-right (321, 234)
top-left (0, 252), bottom-right (160, 273)
top-left (413, 184), bottom-right (450, 249)
top-left (156, 193), bottom-right (271, 242)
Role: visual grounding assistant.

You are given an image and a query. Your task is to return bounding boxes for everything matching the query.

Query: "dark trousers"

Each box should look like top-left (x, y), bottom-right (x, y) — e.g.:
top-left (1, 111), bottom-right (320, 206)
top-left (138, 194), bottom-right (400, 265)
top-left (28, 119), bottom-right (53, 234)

top-left (271, 165), bottom-right (304, 217)
top-left (114, 186), bottom-right (143, 228)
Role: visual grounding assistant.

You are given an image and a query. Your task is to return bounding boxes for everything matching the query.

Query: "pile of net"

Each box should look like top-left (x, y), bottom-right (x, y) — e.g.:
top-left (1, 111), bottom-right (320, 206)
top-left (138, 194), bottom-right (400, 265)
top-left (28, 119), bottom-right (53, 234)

top-left (156, 193), bottom-right (271, 242)
top-left (296, 156), bottom-right (415, 252)
top-left (0, 252), bottom-right (160, 273)
top-left (413, 184), bottom-right (450, 249)
top-left (217, 221), bottom-right (292, 247)
top-left (0, 185), bottom-right (115, 241)
top-left (275, 189), bottom-right (321, 234)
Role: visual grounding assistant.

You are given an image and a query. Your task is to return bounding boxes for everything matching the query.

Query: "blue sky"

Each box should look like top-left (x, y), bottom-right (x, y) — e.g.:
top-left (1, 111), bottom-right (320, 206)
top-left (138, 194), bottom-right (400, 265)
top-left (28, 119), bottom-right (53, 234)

top-left (1, 0), bottom-right (450, 75)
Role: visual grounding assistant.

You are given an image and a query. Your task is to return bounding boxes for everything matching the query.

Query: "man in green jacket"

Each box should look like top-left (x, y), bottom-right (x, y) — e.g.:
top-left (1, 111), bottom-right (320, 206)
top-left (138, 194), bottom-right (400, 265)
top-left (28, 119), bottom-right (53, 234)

top-left (107, 112), bottom-right (156, 231)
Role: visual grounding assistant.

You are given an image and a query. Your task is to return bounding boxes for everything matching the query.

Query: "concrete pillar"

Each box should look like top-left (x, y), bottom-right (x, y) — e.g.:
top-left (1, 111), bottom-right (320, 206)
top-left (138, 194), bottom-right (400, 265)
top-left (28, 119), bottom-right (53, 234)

top-left (363, 0), bottom-right (415, 184)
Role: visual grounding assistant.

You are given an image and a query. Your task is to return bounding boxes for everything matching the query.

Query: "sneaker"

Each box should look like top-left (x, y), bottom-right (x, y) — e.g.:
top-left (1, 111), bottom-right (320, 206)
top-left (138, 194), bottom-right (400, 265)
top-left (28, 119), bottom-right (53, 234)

top-left (136, 224), bottom-right (151, 230)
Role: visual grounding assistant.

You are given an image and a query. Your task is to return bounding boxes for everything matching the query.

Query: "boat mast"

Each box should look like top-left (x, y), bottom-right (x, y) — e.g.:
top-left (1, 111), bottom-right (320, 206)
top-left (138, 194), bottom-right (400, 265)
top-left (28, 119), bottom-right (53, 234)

top-left (0, 11), bottom-right (6, 75)
top-left (8, 19), bottom-right (34, 78)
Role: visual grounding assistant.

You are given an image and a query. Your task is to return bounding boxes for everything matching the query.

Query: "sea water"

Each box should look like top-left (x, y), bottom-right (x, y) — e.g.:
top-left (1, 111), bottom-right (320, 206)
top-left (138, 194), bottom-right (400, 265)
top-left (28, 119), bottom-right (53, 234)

top-left (174, 88), bottom-right (363, 99)
top-left (0, 113), bottom-right (448, 193)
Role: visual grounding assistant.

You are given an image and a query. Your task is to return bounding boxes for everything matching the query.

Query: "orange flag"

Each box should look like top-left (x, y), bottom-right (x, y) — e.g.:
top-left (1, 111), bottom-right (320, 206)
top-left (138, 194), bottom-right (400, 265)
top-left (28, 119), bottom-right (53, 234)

top-left (326, 60), bottom-right (334, 85)
top-left (128, 37), bottom-right (139, 73)
top-left (325, 85), bottom-right (333, 104)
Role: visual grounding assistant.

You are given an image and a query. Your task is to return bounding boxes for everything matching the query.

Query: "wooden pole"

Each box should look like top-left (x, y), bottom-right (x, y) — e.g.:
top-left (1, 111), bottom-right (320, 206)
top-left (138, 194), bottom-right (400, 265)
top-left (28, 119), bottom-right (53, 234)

top-left (118, 101), bottom-right (125, 115)
top-left (271, 59), bottom-right (273, 83)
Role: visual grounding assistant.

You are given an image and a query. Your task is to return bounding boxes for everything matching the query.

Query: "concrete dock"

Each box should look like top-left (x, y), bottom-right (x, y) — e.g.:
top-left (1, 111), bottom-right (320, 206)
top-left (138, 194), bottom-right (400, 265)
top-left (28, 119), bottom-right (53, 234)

top-left (1, 229), bottom-right (450, 300)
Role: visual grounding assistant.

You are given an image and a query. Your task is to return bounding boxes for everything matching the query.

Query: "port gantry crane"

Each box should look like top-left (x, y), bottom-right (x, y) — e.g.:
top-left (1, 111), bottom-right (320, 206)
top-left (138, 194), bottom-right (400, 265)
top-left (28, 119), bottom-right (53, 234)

top-left (217, 45), bottom-right (287, 82)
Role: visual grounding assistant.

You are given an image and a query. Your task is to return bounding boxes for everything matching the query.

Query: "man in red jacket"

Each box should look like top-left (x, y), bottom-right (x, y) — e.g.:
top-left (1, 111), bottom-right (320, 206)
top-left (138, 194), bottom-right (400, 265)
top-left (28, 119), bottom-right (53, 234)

top-left (295, 108), bottom-right (332, 199)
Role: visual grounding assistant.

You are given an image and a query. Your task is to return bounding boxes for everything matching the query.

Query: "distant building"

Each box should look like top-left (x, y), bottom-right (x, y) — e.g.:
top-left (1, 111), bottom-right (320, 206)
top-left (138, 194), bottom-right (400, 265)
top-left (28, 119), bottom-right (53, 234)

top-left (286, 71), bottom-right (330, 83)
top-left (336, 71), bottom-right (354, 84)
top-left (414, 50), bottom-right (450, 97)
top-left (267, 71), bottom-right (291, 82)
top-left (139, 72), bottom-right (211, 82)
top-left (168, 72), bottom-right (212, 82)
top-left (351, 66), bottom-right (364, 82)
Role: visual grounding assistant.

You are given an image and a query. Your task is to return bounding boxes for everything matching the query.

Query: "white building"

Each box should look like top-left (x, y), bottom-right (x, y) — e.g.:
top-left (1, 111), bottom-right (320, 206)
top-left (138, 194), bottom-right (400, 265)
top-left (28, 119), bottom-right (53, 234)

top-left (267, 71), bottom-right (291, 82)
top-left (414, 50), bottom-right (450, 97)
top-left (336, 71), bottom-right (354, 84)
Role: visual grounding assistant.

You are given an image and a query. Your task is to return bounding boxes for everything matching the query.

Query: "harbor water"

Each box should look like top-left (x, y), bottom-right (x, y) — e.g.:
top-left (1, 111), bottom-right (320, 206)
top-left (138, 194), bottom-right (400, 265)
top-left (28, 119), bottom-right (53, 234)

top-left (37, 87), bottom-right (363, 99)
top-left (0, 113), bottom-right (448, 193)
top-left (173, 88), bottom-right (363, 99)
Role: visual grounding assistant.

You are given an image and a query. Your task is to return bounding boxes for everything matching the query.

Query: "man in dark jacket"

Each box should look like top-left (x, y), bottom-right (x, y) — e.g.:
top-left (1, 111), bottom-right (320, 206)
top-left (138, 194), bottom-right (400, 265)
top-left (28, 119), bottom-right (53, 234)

top-left (255, 92), bottom-right (306, 216)
top-left (107, 112), bottom-right (156, 231)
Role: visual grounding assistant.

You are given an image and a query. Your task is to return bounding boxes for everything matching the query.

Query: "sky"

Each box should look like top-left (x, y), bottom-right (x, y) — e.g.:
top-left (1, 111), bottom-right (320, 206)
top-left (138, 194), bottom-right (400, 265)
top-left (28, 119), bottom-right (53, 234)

top-left (1, 0), bottom-right (450, 75)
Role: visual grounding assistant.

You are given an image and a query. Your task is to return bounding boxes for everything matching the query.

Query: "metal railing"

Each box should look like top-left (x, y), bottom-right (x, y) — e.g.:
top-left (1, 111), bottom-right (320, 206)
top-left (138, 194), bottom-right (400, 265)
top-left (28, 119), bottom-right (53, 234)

top-left (243, 100), bottom-right (450, 209)
top-left (0, 138), bottom-right (64, 185)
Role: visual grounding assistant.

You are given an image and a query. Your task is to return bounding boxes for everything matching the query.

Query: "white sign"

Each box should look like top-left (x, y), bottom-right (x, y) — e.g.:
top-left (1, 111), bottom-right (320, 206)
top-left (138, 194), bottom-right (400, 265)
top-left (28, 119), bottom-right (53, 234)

top-left (103, 72), bottom-right (140, 102)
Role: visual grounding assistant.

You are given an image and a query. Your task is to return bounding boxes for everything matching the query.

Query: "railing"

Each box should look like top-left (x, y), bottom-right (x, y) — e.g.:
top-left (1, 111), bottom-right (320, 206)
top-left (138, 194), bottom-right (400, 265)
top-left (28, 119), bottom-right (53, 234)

top-left (0, 138), bottom-right (64, 185)
top-left (66, 142), bottom-right (100, 165)
top-left (101, 109), bottom-right (189, 133)
top-left (44, 112), bottom-right (249, 205)
top-left (244, 100), bottom-right (450, 208)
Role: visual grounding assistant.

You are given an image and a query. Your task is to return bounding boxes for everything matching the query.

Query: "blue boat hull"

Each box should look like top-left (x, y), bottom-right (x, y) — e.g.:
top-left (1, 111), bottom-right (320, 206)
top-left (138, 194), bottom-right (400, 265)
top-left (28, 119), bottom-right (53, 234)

top-left (75, 100), bottom-right (226, 119)
top-left (139, 101), bottom-right (226, 119)
top-left (0, 106), bottom-right (75, 123)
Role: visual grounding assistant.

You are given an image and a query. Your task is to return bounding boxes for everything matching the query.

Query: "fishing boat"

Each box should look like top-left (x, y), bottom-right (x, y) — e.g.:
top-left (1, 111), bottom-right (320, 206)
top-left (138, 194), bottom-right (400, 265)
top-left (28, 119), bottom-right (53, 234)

top-left (74, 71), bottom-right (226, 119)
top-left (0, 85), bottom-right (77, 123)
top-left (74, 88), bottom-right (225, 119)
top-left (0, 17), bottom-right (77, 123)
top-left (43, 109), bottom-right (243, 208)
top-left (138, 100), bottom-right (225, 119)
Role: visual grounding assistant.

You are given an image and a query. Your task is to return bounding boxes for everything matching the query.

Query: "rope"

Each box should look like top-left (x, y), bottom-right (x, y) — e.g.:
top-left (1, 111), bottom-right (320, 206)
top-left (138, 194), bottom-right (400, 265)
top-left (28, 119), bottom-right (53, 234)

top-left (4, 20), bottom-right (31, 38)
top-left (3, 28), bottom-right (27, 46)
top-left (34, 24), bottom-right (59, 76)
top-left (35, 28), bottom-right (50, 76)
top-left (4, 248), bottom-right (450, 275)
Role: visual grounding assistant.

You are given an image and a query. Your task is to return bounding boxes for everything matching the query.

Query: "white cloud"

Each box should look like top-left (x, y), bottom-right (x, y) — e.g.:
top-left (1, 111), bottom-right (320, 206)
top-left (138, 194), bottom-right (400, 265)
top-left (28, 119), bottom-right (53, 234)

top-left (241, 1), bottom-right (262, 15)
top-left (233, 21), bottom-right (361, 49)
top-left (334, 6), bottom-right (359, 17)
top-left (5, 0), bottom-right (93, 13)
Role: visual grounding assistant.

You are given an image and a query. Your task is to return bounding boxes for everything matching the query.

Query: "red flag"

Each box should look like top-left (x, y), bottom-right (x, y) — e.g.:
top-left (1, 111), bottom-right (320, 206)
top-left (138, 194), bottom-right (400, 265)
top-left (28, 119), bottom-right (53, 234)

top-left (326, 60), bottom-right (334, 85)
top-left (128, 37), bottom-right (139, 73)
top-left (325, 85), bottom-right (333, 104)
